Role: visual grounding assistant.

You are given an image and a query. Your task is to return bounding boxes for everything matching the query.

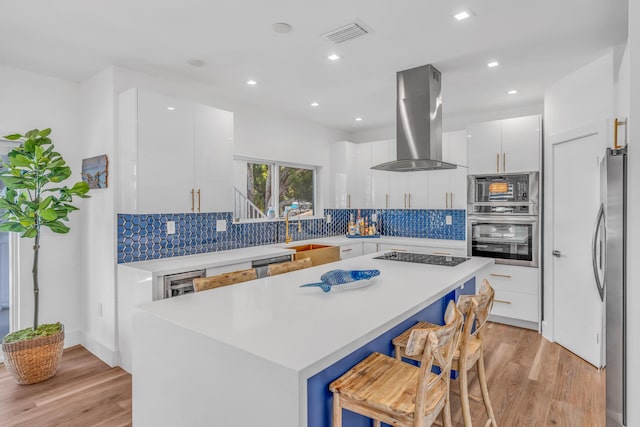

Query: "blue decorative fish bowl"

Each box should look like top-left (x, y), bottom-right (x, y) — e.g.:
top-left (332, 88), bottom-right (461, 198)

top-left (300, 269), bottom-right (380, 293)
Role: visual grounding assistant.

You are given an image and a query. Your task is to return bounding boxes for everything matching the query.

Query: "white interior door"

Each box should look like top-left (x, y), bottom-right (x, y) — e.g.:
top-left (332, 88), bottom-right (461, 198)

top-left (551, 123), bottom-right (606, 367)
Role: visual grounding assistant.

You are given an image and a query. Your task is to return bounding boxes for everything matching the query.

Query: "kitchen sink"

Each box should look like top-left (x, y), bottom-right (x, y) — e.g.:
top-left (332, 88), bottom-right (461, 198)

top-left (289, 244), bottom-right (340, 266)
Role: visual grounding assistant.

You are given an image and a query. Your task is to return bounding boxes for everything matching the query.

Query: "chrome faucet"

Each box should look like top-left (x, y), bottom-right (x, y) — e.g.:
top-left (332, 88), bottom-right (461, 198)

top-left (285, 208), bottom-right (302, 244)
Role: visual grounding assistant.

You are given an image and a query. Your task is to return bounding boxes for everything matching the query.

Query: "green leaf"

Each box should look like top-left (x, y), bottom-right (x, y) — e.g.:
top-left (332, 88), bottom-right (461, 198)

top-left (22, 228), bottom-right (37, 238)
top-left (24, 140), bottom-right (36, 153)
top-left (40, 208), bottom-right (58, 221)
top-left (38, 128), bottom-right (52, 137)
top-left (4, 134), bottom-right (22, 140)
top-left (0, 222), bottom-right (27, 232)
top-left (45, 220), bottom-right (70, 234)
top-left (38, 196), bottom-right (53, 210)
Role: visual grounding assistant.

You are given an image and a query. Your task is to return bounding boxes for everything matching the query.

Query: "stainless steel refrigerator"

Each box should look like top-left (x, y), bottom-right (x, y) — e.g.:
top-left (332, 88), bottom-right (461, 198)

top-left (598, 146), bottom-right (627, 426)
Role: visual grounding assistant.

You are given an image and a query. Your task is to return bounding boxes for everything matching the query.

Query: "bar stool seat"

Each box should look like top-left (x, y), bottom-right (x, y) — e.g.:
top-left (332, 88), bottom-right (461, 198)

top-left (329, 300), bottom-right (463, 427)
top-left (392, 279), bottom-right (498, 427)
top-left (330, 352), bottom-right (447, 425)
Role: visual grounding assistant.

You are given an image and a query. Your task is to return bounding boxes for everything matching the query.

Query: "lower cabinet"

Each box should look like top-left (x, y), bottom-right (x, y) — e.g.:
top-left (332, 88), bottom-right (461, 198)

top-left (476, 264), bottom-right (540, 329)
top-left (340, 242), bottom-right (364, 259)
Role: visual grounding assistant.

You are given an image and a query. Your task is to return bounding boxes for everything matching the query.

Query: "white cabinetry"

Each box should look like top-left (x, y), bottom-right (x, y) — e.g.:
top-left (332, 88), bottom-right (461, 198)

top-left (118, 88), bottom-right (234, 214)
top-left (340, 242), bottom-right (364, 260)
top-left (328, 141), bottom-right (355, 209)
top-left (467, 115), bottom-right (541, 175)
top-left (428, 130), bottom-right (468, 209)
top-left (476, 264), bottom-right (539, 329)
top-left (371, 140), bottom-right (394, 209)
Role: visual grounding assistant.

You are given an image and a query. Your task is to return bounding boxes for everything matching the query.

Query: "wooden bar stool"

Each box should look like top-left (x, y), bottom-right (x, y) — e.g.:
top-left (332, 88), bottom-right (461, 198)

top-left (192, 268), bottom-right (258, 292)
top-left (329, 301), bottom-right (463, 427)
top-left (267, 257), bottom-right (312, 276)
top-left (392, 279), bottom-right (497, 427)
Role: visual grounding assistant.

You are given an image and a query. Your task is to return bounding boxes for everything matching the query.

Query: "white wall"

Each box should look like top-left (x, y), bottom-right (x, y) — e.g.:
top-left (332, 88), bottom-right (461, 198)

top-left (626, 2), bottom-right (639, 424)
top-left (78, 67), bottom-right (119, 364)
top-left (0, 65), bottom-right (84, 345)
top-left (542, 50), bottom-right (615, 343)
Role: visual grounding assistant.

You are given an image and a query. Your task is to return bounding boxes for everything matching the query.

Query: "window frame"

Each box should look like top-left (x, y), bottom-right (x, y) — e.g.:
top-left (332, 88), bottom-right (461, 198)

top-left (234, 156), bottom-right (319, 223)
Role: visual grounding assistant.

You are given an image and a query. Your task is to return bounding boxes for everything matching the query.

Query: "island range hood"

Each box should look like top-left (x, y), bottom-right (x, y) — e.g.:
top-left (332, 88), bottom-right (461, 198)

top-left (371, 64), bottom-right (456, 172)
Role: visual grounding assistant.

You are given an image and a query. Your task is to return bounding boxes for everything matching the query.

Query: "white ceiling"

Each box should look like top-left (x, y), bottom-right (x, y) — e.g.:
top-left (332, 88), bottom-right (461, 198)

top-left (0, 0), bottom-right (628, 132)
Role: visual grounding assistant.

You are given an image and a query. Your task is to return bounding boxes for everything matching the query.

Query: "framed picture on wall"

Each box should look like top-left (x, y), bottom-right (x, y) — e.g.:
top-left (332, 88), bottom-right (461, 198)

top-left (81, 154), bottom-right (108, 189)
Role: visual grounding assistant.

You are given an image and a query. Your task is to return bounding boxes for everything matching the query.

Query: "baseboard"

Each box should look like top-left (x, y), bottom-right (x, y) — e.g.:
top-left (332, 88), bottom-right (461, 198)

top-left (64, 329), bottom-right (83, 348)
top-left (489, 314), bottom-right (540, 331)
top-left (78, 331), bottom-right (119, 367)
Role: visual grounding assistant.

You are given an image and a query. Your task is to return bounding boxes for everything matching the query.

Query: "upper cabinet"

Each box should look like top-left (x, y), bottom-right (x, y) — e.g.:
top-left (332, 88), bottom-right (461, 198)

top-left (118, 89), bottom-right (234, 214)
top-left (467, 115), bottom-right (541, 175)
top-left (428, 130), bottom-right (468, 209)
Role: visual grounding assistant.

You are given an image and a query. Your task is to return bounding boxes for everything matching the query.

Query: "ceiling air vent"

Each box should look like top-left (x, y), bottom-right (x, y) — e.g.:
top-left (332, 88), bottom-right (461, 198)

top-left (322, 21), bottom-right (369, 44)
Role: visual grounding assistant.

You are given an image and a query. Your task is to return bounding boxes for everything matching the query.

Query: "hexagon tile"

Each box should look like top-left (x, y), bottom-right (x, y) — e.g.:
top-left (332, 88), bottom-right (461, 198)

top-left (117, 209), bottom-right (466, 263)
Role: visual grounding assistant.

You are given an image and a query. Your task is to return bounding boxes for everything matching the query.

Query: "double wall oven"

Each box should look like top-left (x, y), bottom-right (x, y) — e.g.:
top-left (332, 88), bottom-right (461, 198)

top-left (467, 172), bottom-right (539, 267)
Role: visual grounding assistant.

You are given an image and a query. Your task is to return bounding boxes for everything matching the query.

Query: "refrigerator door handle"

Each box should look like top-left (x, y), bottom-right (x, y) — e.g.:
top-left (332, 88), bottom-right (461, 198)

top-left (592, 203), bottom-right (605, 301)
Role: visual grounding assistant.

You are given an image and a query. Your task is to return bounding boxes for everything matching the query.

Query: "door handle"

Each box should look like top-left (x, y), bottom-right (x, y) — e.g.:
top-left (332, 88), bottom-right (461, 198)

top-left (592, 203), bottom-right (605, 301)
top-left (503, 152), bottom-right (506, 172)
top-left (197, 189), bottom-right (201, 213)
top-left (552, 250), bottom-right (561, 257)
top-left (496, 153), bottom-right (500, 173)
top-left (385, 193), bottom-right (389, 209)
top-left (408, 193), bottom-right (411, 209)
top-left (445, 192), bottom-right (448, 209)
top-left (347, 194), bottom-right (351, 209)
top-left (404, 193), bottom-right (407, 209)
top-left (191, 189), bottom-right (195, 212)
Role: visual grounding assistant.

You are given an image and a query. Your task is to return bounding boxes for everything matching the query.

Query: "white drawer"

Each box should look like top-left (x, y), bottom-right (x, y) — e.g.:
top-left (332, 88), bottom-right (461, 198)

top-left (362, 242), bottom-right (378, 255)
top-left (340, 243), bottom-right (364, 259)
top-left (478, 264), bottom-right (539, 295)
top-left (491, 289), bottom-right (539, 323)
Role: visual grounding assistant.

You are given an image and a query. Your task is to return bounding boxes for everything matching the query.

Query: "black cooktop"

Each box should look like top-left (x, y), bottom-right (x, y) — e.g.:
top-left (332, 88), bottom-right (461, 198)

top-left (373, 251), bottom-right (469, 267)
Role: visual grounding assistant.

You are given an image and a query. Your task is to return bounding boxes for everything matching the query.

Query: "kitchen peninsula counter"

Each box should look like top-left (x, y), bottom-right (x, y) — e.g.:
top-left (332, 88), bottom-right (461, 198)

top-left (132, 252), bottom-right (493, 427)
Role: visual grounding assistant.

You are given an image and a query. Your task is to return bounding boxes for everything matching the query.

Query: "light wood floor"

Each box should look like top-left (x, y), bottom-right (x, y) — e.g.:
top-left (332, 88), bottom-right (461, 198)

top-left (0, 323), bottom-right (604, 426)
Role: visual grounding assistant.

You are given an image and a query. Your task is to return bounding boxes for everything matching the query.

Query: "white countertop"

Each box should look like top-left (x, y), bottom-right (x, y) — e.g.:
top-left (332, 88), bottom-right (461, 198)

top-left (120, 235), bottom-right (466, 276)
top-left (136, 252), bottom-right (492, 376)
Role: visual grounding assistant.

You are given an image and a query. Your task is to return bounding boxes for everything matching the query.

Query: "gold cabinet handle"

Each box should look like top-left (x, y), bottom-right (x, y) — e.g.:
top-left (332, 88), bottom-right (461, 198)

top-left (386, 193), bottom-right (389, 209)
top-left (347, 194), bottom-right (351, 209)
top-left (390, 248), bottom-right (407, 252)
top-left (450, 192), bottom-right (453, 208)
top-left (342, 248), bottom-right (353, 252)
top-left (445, 192), bottom-right (448, 209)
top-left (433, 251), bottom-right (451, 255)
top-left (404, 193), bottom-right (407, 209)
top-left (496, 153), bottom-right (500, 173)
top-left (191, 189), bottom-right (195, 212)
top-left (495, 299), bottom-right (512, 304)
top-left (197, 189), bottom-right (201, 213)
top-left (503, 152), bottom-right (506, 172)
top-left (490, 273), bottom-right (512, 278)
top-left (408, 193), bottom-right (411, 209)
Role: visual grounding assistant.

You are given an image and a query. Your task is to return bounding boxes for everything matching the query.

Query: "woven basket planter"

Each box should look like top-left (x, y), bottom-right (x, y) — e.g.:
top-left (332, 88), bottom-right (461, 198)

top-left (2, 327), bottom-right (64, 385)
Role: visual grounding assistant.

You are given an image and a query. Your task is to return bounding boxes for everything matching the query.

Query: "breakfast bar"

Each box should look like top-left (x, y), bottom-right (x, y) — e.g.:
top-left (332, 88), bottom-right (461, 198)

top-left (132, 253), bottom-right (493, 426)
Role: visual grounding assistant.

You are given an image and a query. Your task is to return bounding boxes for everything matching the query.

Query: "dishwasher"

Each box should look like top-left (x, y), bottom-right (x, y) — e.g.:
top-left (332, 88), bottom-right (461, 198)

top-left (251, 254), bottom-right (293, 278)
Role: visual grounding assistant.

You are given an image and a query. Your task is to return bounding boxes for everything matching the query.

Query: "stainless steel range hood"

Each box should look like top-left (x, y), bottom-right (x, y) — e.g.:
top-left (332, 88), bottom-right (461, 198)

top-left (371, 64), bottom-right (456, 172)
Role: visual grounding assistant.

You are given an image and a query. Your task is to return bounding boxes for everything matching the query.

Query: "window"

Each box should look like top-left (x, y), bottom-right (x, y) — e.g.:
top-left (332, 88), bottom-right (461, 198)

top-left (234, 159), bottom-right (316, 220)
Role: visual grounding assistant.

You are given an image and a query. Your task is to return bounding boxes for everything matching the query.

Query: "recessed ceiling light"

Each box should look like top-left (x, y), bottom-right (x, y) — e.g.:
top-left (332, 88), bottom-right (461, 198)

top-left (507, 89), bottom-right (518, 95)
top-left (167, 107), bottom-right (176, 111)
top-left (487, 61), bottom-right (499, 68)
top-left (355, 117), bottom-right (363, 122)
top-left (310, 102), bottom-right (319, 107)
top-left (328, 54), bottom-right (341, 61)
top-left (246, 80), bottom-right (257, 86)
top-left (272, 22), bottom-right (292, 34)
top-left (454, 10), bottom-right (471, 21)
top-left (187, 59), bottom-right (206, 68)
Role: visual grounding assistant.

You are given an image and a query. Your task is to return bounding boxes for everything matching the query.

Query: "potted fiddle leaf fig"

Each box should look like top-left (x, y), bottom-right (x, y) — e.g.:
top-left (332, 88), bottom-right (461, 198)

top-left (0, 128), bottom-right (89, 384)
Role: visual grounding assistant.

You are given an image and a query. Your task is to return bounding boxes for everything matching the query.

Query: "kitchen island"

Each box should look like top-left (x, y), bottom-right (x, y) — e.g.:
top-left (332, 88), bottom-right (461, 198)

top-left (132, 252), bottom-right (493, 426)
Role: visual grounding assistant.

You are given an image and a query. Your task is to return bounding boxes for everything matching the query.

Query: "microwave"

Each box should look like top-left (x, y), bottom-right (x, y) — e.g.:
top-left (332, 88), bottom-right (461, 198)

top-left (467, 172), bottom-right (539, 215)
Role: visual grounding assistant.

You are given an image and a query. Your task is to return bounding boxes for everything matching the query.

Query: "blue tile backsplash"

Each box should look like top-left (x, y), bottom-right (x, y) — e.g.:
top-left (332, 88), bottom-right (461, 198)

top-left (117, 209), bottom-right (466, 263)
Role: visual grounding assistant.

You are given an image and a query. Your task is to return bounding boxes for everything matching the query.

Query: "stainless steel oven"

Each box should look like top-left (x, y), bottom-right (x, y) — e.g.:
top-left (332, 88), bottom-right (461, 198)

top-left (468, 172), bottom-right (539, 215)
top-left (467, 215), bottom-right (539, 267)
top-left (468, 171), bottom-right (540, 267)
